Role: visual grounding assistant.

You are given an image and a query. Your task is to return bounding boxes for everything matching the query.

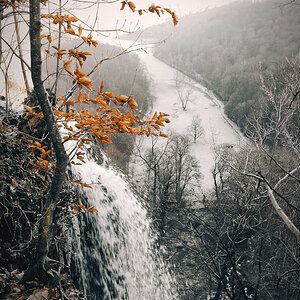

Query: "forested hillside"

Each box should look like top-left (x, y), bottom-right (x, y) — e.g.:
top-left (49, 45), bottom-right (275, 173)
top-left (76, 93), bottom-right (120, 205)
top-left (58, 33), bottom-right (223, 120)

top-left (152, 0), bottom-right (300, 131)
top-left (124, 1), bottom-right (300, 298)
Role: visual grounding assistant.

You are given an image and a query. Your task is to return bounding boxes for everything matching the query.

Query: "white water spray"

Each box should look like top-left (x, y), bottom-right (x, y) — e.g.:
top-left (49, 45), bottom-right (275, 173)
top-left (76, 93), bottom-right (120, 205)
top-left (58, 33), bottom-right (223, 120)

top-left (67, 148), bottom-right (177, 299)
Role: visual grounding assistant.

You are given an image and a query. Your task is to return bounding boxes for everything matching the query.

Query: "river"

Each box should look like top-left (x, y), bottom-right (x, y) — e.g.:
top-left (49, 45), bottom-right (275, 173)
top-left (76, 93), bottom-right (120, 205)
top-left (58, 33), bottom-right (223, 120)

top-left (116, 39), bottom-right (246, 190)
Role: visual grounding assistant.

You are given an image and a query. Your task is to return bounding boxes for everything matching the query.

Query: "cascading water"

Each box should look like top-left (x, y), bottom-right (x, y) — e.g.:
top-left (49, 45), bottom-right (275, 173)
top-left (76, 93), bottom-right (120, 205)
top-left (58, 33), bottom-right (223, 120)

top-left (65, 147), bottom-right (177, 300)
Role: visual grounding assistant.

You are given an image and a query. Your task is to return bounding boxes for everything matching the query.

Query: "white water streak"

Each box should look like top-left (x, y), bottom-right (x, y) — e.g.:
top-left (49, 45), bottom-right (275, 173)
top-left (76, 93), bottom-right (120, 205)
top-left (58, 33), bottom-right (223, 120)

top-left (67, 146), bottom-right (177, 299)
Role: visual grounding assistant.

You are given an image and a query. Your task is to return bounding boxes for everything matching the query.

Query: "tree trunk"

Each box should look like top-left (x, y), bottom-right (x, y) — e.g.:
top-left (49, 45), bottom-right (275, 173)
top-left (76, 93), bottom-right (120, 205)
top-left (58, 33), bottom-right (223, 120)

top-left (213, 253), bottom-right (230, 300)
top-left (21, 0), bottom-right (69, 282)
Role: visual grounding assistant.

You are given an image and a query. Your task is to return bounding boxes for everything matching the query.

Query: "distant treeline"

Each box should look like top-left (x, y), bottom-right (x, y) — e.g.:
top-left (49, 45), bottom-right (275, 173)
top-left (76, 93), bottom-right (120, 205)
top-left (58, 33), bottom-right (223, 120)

top-left (151, 0), bottom-right (300, 131)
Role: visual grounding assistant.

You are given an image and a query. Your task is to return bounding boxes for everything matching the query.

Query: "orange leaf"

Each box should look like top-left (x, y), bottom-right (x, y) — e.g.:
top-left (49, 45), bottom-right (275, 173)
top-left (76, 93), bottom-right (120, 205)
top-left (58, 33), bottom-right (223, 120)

top-left (117, 95), bottom-right (128, 102)
top-left (91, 39), bottom-right (98, 47)
top-left (77, 91), bottom-right (82, 101)
top-left (104, 92), bottom-right (115, 98)
top-left (78, 77), bottom-right (94, 90)
top-left (65, 28), bottom-right (76, 35)
top-left (82, 182), bottom-right (92, 188)
top-left (67, 16), bottom-right (79, 22)
top-left (63, 60), bottom-right (74, 76)
top-left (34, 141), bottom-right (42, 148)
top-left (24, 105), bottom-right (33, 114)
top-left (74, 69), bottom-right (86, 78)
top-left (120, 1), bottom-right (126, 10)
top-left (88, 206), bottom-right (98, 212)
top-left (83, 92), bottom-right (89, 100)
top-left (172, 12), bottom-right (178, 26)
top-left (128, 99), bottom-right (138, 109)
top-left (128, 1), bottom-right (136, 12)
top-left (78, 24), bottom-right (82, 36)
top-left (120, 125), bottom-right (130, 133)
top-left (100, 81), bottom-right (104, 93)
top-left (159, 132), bottom-right (168, 138)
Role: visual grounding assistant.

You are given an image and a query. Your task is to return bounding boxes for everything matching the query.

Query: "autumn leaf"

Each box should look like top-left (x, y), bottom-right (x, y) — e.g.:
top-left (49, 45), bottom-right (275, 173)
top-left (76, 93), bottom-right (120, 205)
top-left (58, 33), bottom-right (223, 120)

top-left (24, 105), bottom-right (33, 114)
top-left (128, 99), bottom-right (138, 110)
top-left (151, 124), bottom-right (160, 131)
top-left (104, 92), bottom-right (115, 98)
top-left (42, 160), bottom-right (50, 166)
top-left (83, 92), bottom-right (89, 100)
top-left (78, 24), bottom-right (83, 36)
top-left (152, 112), bottom-right (157, 120)
top-left (88, 206), bottom-right (98, 212)
top-left (120, 125), bottom-right (130, 133)
top-left (117, 95), bottom-right (128, 102)
top-left (172, 12), bottom-right (178, 26)
top-left (91, 39), bottom-right (98, 47)
top-left (67, 16), bottom-right (79, 22)
top-left (65, 28), bottom-right (76, 35)
top-left (74, 69), bottom-right (86, 78)
top-left (78, 76), bottom-right (95, 90)
top-left (34, 141), bottom-right (42, 148)
top-left (63, 60), bottom-right (74, 76)
top-left (82, 182), bottom-right (92, 188)
top-left (57, 49), bottom-right (66, 60)
top-left (120, 1), bottom-right (126, 10)
top-left (159, 132), bottom-right (168, 138)
top-left (100, 81), bottom-right (104, 93)
top-left (77, 91), bottom-right (82, 102)
top-left (128, 1), bottom-right (136, 12)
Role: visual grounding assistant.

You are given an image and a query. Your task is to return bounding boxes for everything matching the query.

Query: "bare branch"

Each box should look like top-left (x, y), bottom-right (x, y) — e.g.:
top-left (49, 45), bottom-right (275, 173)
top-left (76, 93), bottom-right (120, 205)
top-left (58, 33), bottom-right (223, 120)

top-left (266, 186), bottom-right (300, 239)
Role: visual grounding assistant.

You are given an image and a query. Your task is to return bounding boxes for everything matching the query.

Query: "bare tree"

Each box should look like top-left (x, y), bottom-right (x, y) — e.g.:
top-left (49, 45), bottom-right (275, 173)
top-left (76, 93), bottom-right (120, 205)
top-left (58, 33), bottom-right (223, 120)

top-left (175, 71), bottom-right (195, 111)
top-left (244, 56), bottom-right (300, 239)
top-left (137, 133), bottom-right (200, 234)
top-left (188, 115), bottom-right (204, 143)
top-left (178, 149), bottom-right (300, 299)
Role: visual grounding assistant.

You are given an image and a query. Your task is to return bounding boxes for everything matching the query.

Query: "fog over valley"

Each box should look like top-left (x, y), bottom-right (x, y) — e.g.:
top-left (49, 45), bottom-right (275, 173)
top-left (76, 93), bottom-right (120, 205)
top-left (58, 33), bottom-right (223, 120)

top-left (0, 0), bottom-right (299, 299)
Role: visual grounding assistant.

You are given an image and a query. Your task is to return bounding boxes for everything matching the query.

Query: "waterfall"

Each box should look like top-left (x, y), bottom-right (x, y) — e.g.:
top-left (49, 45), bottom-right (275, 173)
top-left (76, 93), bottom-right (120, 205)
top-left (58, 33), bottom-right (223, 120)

top-left (65, 147), bottom-right (177, 300)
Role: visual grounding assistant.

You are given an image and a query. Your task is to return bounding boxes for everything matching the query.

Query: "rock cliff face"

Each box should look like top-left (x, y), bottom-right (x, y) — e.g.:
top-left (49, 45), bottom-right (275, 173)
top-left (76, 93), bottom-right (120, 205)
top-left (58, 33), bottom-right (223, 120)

top-left (0, 113), bottom-right (82, 299)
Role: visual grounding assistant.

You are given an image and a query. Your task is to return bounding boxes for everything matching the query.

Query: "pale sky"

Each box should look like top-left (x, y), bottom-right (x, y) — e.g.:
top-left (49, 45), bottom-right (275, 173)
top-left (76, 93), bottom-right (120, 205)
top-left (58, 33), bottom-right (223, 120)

top-left (72, 0), bottom-right (235, 34)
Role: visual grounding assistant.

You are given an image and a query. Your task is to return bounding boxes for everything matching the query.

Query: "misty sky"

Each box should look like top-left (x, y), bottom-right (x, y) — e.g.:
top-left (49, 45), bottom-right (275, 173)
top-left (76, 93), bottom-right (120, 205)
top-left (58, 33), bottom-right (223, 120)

top-left (73, 0), bottom-right (235, 34)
